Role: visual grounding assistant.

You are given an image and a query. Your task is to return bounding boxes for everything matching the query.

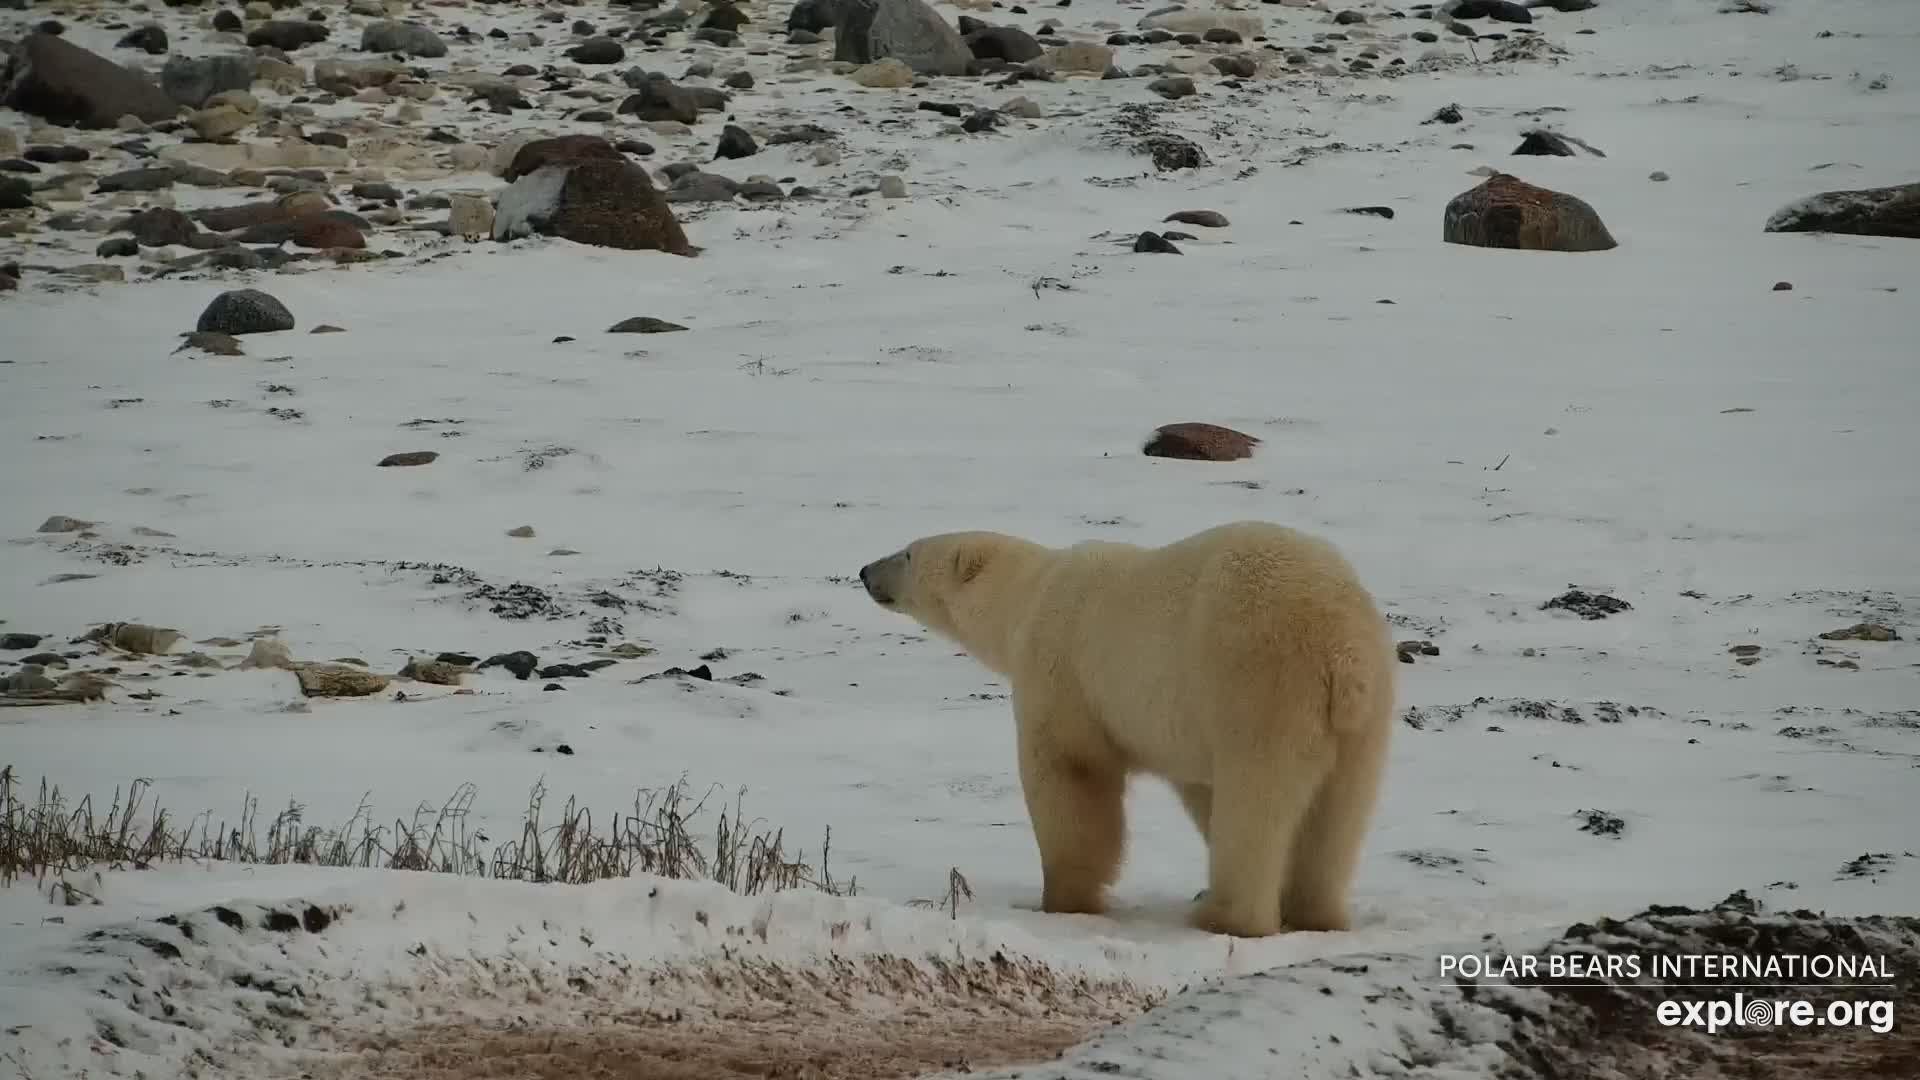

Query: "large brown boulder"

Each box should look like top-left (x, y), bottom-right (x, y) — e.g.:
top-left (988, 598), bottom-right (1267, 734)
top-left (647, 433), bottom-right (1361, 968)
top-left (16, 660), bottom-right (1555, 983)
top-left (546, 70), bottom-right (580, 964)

top-left (2, 32), bottom-right (180, 128)
top-left (493, 158), bottom-right (695, 256)
top-left (1142, 423), bottom-right (1260, 462)
top-left (503, 135), bottom-right (624, 182)
top-left (1442, 172), bottom-right (1617, 252)
top-left (1763, 182), bottom-right (1920, 240)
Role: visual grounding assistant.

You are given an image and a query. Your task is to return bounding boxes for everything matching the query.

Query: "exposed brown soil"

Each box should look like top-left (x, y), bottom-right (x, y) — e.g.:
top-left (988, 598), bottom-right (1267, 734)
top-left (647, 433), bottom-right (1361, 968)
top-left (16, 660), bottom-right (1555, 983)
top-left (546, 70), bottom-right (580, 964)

top-left (301, 953), bottom-right (1156, 1080)
top-left (322, 1009), bottom-right (1102, 1079)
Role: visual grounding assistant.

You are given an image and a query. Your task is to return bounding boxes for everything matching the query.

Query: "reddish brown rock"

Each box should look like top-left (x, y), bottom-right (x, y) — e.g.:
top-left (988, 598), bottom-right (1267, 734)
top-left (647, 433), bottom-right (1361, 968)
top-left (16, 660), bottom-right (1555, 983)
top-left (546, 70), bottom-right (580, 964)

top-left (193, 191), bottom-right (332, 232)
top-left (1442, 172), bottom-right (1617, 252)
top-left (497, 158), bottom-right (695, 256)
top-left (1142, 423), bottom-right (1260, 462)
top-left (504, 134), bottom-right (624, 182)
top-left (288, 215), bottom-right (366, 249)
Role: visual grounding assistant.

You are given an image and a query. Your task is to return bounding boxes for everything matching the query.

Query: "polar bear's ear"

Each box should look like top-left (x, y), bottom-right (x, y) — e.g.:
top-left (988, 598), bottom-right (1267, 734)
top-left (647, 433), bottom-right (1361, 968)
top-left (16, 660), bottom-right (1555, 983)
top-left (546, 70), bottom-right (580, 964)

top-left (952, 544), bottom-right (988, 585)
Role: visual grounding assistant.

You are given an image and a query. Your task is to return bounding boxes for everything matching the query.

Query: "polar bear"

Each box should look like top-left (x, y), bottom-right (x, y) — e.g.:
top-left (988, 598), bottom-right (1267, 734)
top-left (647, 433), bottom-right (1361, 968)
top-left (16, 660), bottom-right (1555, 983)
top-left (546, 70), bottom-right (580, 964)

top-left (858, 520), bottom-right (1396, 938)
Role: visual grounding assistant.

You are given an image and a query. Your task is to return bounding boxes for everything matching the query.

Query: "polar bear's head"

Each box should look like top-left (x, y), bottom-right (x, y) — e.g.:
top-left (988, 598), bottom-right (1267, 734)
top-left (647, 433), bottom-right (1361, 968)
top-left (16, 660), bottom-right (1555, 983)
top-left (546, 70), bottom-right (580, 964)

top-left (860, 531), bottom-right (1026, 636)
top-left (860, 533), bottom-right (990, 613)
top-left (860, 531), bottom-right (1050, 674)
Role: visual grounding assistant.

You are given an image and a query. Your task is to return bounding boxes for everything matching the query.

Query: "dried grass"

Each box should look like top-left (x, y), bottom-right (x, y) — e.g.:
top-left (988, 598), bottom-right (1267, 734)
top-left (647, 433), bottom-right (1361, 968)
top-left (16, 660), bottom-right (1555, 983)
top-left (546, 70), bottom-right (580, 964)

top-left (0, 765), bottom-right (855, 901)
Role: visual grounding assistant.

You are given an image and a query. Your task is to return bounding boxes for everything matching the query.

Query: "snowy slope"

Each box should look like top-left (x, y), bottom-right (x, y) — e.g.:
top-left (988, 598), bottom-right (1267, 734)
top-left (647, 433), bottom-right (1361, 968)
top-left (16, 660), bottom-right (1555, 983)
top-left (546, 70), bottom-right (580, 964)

top-left (2, 0), bottom-right (1917, 1075)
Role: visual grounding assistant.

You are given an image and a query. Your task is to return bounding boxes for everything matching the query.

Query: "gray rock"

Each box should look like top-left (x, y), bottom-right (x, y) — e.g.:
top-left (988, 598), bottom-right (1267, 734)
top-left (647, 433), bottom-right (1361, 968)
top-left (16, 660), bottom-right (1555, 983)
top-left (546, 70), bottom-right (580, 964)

top-left (362, 20), bottom-right (447, 59)
top-left (161, 53), bottom-right (257, 108)
top-left (197, 288), bottom-right (295, 335)
top-left (833, 0), bottom-right (972, 77)
top-left (1763, 182), bottom-right (1920, 239)
top-left (666, 171), bottom-right (742, 203)
top-left (246, 20), bottom-right (330, 51)
top-left (95, 166), bottom-right (176, 193)
top-left (789, 0), bottom-right (837, 33)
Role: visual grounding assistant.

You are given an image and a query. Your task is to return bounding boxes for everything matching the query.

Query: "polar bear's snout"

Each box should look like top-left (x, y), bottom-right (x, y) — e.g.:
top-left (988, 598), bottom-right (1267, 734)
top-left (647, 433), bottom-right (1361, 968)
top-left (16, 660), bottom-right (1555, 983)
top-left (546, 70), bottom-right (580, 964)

top-left (859, 550), bottom-right (906, 606)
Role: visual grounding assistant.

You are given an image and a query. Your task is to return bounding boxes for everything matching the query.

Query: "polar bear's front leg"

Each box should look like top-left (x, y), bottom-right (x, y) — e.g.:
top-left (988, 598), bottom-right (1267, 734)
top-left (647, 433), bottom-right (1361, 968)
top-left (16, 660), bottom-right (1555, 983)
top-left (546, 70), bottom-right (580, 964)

top-left (1014, 692), bottom-right (1125, 916)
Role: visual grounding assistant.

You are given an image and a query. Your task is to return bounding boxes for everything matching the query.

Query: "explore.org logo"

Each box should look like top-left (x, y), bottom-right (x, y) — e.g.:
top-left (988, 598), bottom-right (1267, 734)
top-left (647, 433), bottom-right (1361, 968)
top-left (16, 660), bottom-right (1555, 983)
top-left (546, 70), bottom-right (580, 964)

top-left (1657, 993), bottom-right (1895, 1035)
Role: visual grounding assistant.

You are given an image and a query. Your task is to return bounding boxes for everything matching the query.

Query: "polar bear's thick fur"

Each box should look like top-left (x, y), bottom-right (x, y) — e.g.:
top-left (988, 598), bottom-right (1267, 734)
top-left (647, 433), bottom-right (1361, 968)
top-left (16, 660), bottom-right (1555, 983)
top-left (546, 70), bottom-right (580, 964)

top-left (859, 520), bottom-right (1396, 938)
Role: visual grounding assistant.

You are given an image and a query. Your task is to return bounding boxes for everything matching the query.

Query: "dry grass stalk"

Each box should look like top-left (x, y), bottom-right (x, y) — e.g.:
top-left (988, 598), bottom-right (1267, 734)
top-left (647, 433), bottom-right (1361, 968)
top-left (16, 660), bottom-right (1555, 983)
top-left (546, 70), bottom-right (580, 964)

top-left (0, 765), bottom-right (856, 901)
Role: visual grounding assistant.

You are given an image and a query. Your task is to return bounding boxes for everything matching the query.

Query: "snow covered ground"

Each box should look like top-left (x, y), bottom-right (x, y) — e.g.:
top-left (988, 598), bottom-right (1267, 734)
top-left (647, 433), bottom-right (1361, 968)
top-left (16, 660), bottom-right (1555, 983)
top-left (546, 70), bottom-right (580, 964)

top-left (2, 0), bottom-right (1916, 1076)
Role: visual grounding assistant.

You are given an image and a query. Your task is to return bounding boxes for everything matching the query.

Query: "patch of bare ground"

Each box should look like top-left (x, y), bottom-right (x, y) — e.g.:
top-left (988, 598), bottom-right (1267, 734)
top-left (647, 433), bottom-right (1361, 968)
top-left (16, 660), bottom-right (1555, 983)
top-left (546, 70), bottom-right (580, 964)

top-left (309, 954), bottom-right (1155, 1080)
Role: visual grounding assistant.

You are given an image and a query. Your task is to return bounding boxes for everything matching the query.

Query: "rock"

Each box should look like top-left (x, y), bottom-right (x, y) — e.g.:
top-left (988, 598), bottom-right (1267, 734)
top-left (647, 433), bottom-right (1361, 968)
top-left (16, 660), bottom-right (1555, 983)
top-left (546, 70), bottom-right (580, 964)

top-left (1514, 129), bottom-right (1603, 157)
top-left (1450, 0), bottom-right (1532, 21)
top-left (160, 54), bottom-right (258, 108)
top-left (1134, 230), bottom-right (1180, 253)
top-left (1347, 205), bottom-right (1395, 219)
top-left (506, 525), bottom-right (536, 538)
top-left (96, 166), bottom-right (176, 195)
top-left (1334, 9), bottom-right (1366, 25)
top-left (0, 633), bottom-right (42, 650)
top-left (1148, 76), bottom-right (1196, 99)
top-left (967, 26), bottom-right (1043, 63)
top-left (478, 650), bottom-right (540, 679)
top-left (1772, 280), bottom-right (1793, 291)
top-left (176, 330), bottom-right (244, 356)
top-left (494, 158), bottom-right (695, 255)
top-left (1037, 41), bottom-right (1113, 74)
top-left (295, 662), bottom-right (390, 697)
top-left (362, 21), bottom-right (446, 58)
top-left (568, 37), bottom-right (625, 64)
top-left (1133, 133), bottom-right (1207, 171)
top-left (1, 32), bottom-right (181, 128)
top-left (705, 3), bottom-right (750, 31)
top-left (725, 70), bottom-right (755, 90)
top-left (1819, 622), bottom-right (1900, 642)
top-left (1142, 422), bottom-right (1259, 461)
top-left (313, 57), bottom-right (404, 94)
top-left (99, 622), bottom-right (186, 655)
top-left (206, 89), bottom-right (259, 115)
top-left (1165, 209), bottom-right (1228, 227)
top-left (197, 288), bottom-right (295, 334)
top-left (715, 124), bottom-right (757, 159)
top-left (618, 79), bottom-right (699, 124)
top-left (1443, 172), bottom-right (1617, 252)
top-left (1541, 588), bottom-right (1632, 620)
top-left (789, 0), bottom-right (837, 33)
top-left (833, 0), bottom-right (973, 77)
top-left (246, 20), bottom-right (329, 51)
top-left (378, 451), bottom-right (438, 467)
top-left (1649, 170), bottom-right (1670, 182)
top-left (448, 193), bottom-right (493, 240)
top-left (852, 58), bottom-right (915, 88)
top-left (667, 171), bottom-right (742, 203)
top-left (1763, 182), bottom-right (1919, 239)
top-left (37, 514), bottom-right (91, 533)
top-left (192, 191), bottom-right (330, 232)
top-left (286, 215), bottom-right (365, 249)
top-left (1001, 95), bottom-right (1042, 118)
top-left (879, 174), bottom-right (908, 198)
top-left (503, 134), bottom-right (624, 181)
top-left (118, 206), bottom-right (197, 247)
top-left (189, 104), bottom-right (250, 139)
top-left (117, 25), bottom-right (169, 56)
top-left (1211, 55), bottom-right (1257, 77)
top-left (610, 316), bottom-right (688, 333)
top-left (238, 636), bottom-right (294, 670)
top-left (399, 656), bottom-right (465, 685)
